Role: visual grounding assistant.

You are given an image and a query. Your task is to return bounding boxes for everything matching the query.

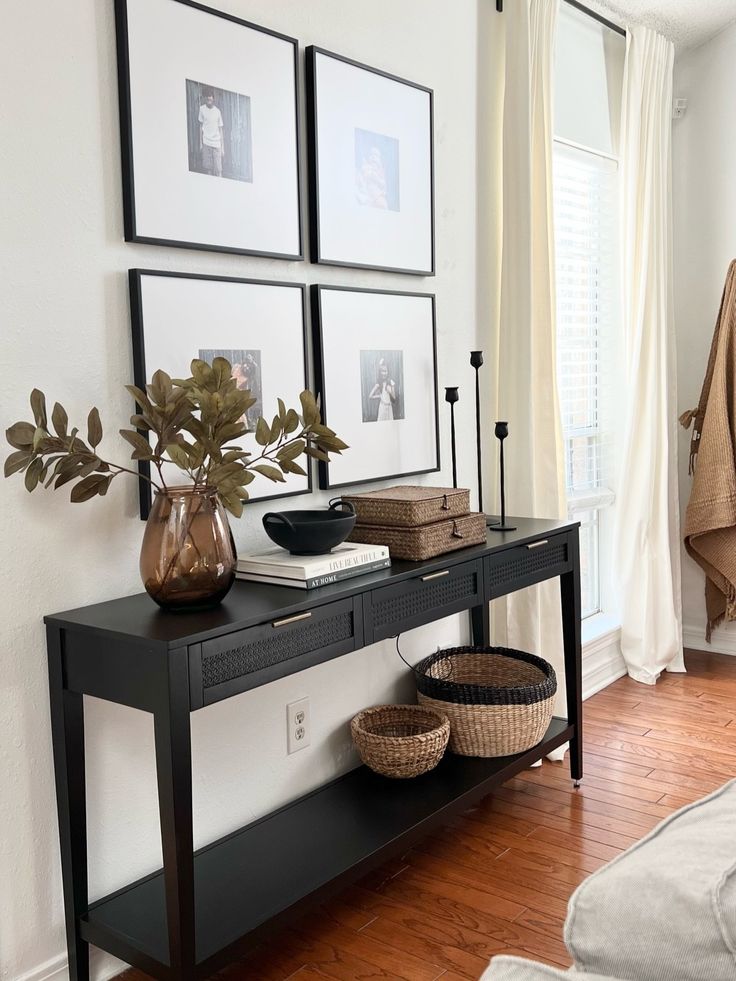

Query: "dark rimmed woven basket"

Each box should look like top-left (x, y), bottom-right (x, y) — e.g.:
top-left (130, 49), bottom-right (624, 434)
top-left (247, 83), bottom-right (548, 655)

top-left (414, 646), bottom-right (557, 758)
top-left (351, 704), bottom-right (450, 778)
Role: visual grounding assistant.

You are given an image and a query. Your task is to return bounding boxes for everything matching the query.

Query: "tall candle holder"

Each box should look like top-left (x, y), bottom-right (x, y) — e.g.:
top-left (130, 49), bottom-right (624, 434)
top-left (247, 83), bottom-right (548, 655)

top-left (470, 351), bottom-right (499, 527)
top-left (444, 387), bottom-right (459, 488)
top-left (470, 351), bottom-right (484, 509)
top-left (490, 420), bottom-right (516, 532)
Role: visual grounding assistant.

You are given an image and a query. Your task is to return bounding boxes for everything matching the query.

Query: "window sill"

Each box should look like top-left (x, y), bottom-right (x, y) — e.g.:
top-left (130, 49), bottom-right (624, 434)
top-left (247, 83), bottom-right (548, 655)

top-left (582, 611), bottom-right (621, 650)
top-left (568, 488), bottom-right (616, 512)
top-left (581, 613), bottom-right (626, 699)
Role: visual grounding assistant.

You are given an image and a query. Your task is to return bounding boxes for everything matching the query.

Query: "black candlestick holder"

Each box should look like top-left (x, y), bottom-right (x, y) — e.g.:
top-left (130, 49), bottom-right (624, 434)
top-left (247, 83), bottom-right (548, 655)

top-left (444, 387), bottom-right (459, 488)
top-left (470, 351), bottom-right (484, 509)
top-left (470, 351), bottom-right (499, 527)
top-left (490, 420), bottom-right (516, 532)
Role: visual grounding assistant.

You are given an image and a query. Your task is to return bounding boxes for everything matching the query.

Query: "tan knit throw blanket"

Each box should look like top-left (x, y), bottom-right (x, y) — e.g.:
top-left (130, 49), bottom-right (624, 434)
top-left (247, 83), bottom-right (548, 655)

top-left (681, 260), bottom-right (736, 640)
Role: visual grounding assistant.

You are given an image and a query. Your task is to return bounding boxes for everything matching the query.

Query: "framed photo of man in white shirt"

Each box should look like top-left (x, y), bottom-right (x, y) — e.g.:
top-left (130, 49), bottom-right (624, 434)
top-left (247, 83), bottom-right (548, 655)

top-left (115, 0), bottom-right (303, 259)
top-left (186, 80), bottom-right (253, 183)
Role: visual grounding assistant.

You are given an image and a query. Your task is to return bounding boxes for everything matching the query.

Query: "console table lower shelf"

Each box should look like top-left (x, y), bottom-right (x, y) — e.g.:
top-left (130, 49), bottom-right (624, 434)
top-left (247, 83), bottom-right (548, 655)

top-left (84, 717), bottom-right (572, 978)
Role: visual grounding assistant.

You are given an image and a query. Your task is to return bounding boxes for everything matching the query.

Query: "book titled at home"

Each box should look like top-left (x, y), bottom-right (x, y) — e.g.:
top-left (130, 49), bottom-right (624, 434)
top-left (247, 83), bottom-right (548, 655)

top-left (236, 542), bottom-right (391, 590)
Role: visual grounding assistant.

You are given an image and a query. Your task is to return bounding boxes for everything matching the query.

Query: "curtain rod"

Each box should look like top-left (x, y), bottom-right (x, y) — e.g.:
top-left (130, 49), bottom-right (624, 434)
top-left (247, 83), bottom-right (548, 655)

top-left (563, 0), bottom-right (626, 38)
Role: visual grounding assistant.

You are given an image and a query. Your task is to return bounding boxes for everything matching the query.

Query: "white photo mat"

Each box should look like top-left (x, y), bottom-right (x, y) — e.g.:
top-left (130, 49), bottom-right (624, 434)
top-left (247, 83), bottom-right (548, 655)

top-left (314, 287), bottom-right (439, 488)
top-left (131, 271), bottom-right (310, 516)
top-left (118, 0), bottom-right (302, 257)
top-left (309, 48), bottom-right (433, 274)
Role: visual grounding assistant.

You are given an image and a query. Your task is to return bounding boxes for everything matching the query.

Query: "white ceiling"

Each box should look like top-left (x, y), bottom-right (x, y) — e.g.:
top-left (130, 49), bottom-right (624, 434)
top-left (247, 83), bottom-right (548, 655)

top-left (581, 0), bottom-right (736, 51)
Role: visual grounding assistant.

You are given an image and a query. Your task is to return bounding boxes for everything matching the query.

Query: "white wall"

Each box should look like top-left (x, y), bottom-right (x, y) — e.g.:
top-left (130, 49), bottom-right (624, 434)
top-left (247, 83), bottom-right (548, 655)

top-left (673, 22), bottom-right (736, 653)
top-left (0, 2), bottom-right (491, 979)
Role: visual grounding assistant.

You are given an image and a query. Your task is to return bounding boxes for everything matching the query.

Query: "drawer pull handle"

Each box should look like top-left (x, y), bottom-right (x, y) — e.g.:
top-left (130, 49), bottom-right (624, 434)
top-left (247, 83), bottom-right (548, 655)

top-left (526, 539), bottom-right (549, 550)
top-left (272, 611), bottom-right (312, 628)
top-left (421, 569), bottom-right (450, 582)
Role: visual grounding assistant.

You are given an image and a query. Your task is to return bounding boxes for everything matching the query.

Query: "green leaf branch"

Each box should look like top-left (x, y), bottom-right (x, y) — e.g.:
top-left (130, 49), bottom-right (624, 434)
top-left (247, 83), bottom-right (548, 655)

top-left (4, 358), bottom-right (348, 517)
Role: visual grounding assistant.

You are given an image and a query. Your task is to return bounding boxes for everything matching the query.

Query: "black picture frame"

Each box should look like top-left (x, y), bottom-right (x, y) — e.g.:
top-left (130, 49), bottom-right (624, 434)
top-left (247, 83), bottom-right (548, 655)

top-left (115, 0), bottom-right (304, 260)
top-left (312, 284), bottom-right (441, 490)
top-left (129, 269), bottom-right (312, 519)
top-left (306, 46), bottom-right (435, 276)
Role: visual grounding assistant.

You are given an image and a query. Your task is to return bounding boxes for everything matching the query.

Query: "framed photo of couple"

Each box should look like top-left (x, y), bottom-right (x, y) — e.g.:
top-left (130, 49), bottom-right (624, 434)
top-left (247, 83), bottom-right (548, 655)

top-left (312, 286), bottom-right (440, 490)
top-left (115, 0), bottom-right (303, 259)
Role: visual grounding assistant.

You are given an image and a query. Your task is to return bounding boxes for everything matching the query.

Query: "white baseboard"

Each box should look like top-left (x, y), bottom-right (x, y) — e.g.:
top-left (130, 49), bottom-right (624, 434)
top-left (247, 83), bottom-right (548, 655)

top-left (13, 955), bottom-right (68, 981)
top-left (13, 951), bottom-right (126, 981)
top-left (582, 626), bottom-right (627, 699)
top-left (580, 620), bottom-right (736, 690)
top-left (683, 621), bottom-right (736, 656)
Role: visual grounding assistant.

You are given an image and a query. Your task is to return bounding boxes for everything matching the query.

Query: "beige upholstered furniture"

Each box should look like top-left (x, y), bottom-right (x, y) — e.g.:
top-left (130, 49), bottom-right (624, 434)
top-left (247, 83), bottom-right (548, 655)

top-left (481, 780), bottom-right (736, 981)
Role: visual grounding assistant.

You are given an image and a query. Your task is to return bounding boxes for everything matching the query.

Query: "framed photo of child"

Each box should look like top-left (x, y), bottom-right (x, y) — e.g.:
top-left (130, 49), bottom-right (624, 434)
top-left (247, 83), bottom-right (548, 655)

top-left (312, 285), bottom-right (440, 489)
top-left (306, 47), bottom-right (434, 275)
top-left (115, 0), bottom-right (303, 259)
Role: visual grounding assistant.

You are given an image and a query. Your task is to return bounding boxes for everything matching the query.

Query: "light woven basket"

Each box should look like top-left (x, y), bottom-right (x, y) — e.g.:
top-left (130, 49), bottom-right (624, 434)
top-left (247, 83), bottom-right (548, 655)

top-left (348, 512), bottom-right (486, 561)
top-left (350, 704), bottom-right (450, 778)
top-left (341, 485), bottom-right (471, 527)
top-left (415, 646), bottom-right (556, 758)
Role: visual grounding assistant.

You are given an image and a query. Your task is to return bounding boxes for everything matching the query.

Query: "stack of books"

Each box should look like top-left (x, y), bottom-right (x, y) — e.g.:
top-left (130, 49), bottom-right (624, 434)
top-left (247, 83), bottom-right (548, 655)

top-left (236, 542), bottom-right (391, 590)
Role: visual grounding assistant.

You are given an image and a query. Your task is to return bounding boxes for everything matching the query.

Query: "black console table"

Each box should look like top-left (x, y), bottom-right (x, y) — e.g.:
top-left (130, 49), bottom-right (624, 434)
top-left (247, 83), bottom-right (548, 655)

top-left (45, 516), bottom-right (581, 981)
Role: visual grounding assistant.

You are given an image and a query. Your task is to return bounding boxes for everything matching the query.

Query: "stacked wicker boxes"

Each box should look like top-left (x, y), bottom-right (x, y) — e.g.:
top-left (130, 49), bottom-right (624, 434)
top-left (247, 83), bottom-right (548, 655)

top-left (341, 485), bottom-right (486, 561)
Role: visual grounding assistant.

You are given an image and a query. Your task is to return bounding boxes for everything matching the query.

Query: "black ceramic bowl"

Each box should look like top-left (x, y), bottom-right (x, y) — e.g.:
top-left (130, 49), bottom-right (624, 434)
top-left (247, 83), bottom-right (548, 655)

top-left (262, 501), bottom-right (356, 555)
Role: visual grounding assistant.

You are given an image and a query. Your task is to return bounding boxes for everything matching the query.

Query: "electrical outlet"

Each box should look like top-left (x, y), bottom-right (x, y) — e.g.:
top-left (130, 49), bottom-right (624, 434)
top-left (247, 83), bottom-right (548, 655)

top-left (286, 697), bottom-right (311, 754)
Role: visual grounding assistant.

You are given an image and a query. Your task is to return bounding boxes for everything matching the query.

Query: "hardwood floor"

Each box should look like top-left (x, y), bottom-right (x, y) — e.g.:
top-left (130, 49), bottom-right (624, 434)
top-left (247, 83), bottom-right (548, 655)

top-left (123, 649), bottom-right (736, 981)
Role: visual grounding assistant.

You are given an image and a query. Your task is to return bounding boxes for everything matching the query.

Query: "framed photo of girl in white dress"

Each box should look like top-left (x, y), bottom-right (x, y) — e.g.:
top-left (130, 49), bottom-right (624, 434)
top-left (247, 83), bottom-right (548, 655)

top-left (360, 351), bottom-right (405, 423)
top-left (312, 285), bottom-right (439, 489)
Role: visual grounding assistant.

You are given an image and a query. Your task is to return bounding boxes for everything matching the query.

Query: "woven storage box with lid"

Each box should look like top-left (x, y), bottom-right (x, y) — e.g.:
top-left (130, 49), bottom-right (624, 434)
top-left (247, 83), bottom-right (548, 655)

top-left (341, 485), bottom-right (470, 527)
top-left (414, 645), bottom-right (556, 757)
top-left (350, 704), bottom-right (450, 778)
top-left (347, 512), bottom-right (486, 561)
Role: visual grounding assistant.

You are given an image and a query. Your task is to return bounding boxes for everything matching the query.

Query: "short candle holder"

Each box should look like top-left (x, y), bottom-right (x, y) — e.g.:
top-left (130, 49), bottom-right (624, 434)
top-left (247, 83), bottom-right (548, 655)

top-left (490, 420), bottom-right (516, 532)
top-left (444, 387), bottom-right (459, 489)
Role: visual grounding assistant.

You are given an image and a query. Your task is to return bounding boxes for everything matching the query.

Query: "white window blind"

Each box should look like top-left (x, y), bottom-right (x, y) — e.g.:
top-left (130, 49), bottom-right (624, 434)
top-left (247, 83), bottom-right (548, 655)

top-left (554, 2), bottom-right (624, 156)
top-left (553, 141), bottom-right (619, 618)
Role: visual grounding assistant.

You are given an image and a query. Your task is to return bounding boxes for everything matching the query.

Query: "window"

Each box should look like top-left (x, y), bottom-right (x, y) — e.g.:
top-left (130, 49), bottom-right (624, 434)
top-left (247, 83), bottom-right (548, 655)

top-left (554, 144), bottom-right (617, 618)
top-left (553, 3), bottom-right (625, 622)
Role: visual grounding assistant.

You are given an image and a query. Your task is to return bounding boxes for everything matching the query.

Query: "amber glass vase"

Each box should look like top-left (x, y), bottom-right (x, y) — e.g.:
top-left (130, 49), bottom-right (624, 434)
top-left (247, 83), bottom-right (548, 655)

top-left (140, 486), bottom-right (236, 610)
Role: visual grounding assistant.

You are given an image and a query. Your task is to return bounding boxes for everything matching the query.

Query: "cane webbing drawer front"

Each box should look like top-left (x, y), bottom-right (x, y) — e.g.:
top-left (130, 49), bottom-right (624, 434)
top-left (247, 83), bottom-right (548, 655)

top-left (365, 559), bottom-right (483, 643)
top-left (195, 597), bottom-right (360, 706)
top-left (485, 534), bottom-right (570, 598)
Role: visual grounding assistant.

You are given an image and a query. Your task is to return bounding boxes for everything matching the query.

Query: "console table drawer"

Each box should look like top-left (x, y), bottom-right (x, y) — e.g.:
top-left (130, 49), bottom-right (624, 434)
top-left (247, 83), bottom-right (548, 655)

top-left (364, 559), bottom-right (483, 644)
top-left (191, 597), bottom-right (362, 707)
top-left (485, 533), bottom-right (570, 598)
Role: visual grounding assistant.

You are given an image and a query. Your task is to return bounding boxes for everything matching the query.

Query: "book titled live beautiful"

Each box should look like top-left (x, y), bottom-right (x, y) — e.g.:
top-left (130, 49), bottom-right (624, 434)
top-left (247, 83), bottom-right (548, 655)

top-left (236, 542), bottom-right (391, 590)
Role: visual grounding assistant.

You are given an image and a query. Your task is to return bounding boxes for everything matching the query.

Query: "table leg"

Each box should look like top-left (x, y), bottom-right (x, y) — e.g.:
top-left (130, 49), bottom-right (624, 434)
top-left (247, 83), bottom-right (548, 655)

top-left (560, 529), bottom-right (583, 786)
top-left (47, 626), bottom-right (89, 981)
top-left (470, 602), bottom-right (490, 646)
top-left (154, 647), bottom-right (196, 978)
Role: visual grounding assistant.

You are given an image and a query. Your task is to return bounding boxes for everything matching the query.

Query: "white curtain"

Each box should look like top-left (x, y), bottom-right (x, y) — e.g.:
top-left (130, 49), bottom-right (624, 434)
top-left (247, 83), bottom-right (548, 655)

top-left (613, 25), bottom-right (684, 683)
top-left (489, 0), bottom-right (569, 722)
